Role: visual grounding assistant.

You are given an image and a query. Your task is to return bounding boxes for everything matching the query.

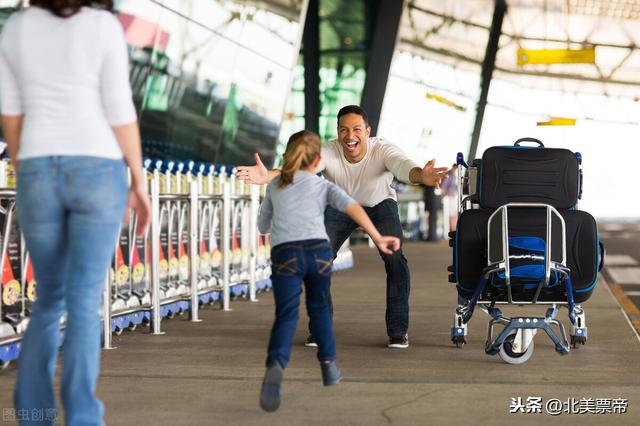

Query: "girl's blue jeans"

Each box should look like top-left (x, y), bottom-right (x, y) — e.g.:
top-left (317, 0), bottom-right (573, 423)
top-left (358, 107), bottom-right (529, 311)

top-left (266, 239), bottom-right (336, 368)
top-left (13, 156), bottom-right (127, 426)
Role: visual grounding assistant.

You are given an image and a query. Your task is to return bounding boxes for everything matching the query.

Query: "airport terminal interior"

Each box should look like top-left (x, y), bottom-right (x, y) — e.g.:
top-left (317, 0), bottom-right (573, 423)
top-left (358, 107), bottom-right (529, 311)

top-left (1, 0), bottom-right (640, 424)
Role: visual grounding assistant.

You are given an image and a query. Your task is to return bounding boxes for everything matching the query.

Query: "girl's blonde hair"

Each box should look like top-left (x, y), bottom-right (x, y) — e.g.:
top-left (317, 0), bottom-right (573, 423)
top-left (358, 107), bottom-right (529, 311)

top-left (278, 130), bottom-right (321, 189)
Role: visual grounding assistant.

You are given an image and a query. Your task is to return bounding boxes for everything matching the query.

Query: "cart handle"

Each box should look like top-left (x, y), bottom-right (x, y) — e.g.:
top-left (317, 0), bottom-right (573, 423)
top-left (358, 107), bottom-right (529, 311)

top-left (456, 152), bottom-right (469, 168)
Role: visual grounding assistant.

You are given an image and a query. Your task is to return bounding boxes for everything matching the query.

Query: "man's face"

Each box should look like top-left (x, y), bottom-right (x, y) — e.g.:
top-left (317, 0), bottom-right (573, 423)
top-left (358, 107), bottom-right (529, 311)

top-left (337, 113), bottom-right (370, 162)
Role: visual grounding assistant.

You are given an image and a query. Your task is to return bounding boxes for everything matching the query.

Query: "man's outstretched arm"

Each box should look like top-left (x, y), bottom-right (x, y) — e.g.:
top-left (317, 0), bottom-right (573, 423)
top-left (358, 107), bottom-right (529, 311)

top-left (381, 142), bottom-right (450, 188)
top-left (236, 153), bottom-right (281, 185)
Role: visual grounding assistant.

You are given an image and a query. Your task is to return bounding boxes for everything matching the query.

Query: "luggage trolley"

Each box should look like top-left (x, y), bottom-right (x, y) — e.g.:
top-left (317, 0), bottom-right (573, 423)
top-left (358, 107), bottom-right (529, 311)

top-left (110, 215), bottom-right (145, 335)
top-left (227, 168), bottom-right (251, 299)
top-left (127, 212), bottom-right (152, 328)
top-left (0, 185), bottom-right (21, 369)
top-left (0, 160), bottom-right (47, 369)
top-left (175, 162), bottom-right (192, 296)
top-left (147, 160), bottom-right (189, 319)
top-left (160, 162), bottom-right (190, 316)
top-left (448, 138), bottom-right (604, 364)
top-left (194, 166), bottom-right (224, 305)
top-left (255, 184), bottom-right (272, 292)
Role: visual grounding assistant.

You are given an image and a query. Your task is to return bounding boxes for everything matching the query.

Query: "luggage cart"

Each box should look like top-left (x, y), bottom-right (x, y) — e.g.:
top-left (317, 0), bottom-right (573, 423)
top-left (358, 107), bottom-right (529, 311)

top-left (449, 139), bottom-right (604, 364)
top-left (0, 188), bottom-right (22, 370)
top-left (194, 197), bottom-right (223, 306)
top-left (228, 171), bottom-right (251, 299)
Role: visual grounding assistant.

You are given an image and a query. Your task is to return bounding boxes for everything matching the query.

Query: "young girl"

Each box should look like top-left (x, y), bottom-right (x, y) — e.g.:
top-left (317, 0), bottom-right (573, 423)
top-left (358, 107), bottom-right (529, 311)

top-left (257, 130), bottom-right (400, 412)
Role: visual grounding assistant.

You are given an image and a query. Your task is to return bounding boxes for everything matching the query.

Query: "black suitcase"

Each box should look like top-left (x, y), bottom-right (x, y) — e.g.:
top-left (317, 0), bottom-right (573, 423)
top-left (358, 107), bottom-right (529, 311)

top-left (453, 207), bottom-right (603, 304)
top-left (477, 138), bottom-right (581, 210)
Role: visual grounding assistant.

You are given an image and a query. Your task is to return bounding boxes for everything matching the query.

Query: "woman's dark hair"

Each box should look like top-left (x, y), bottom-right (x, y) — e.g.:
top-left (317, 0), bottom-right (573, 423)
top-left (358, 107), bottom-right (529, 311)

top-left (29, 0), bottom-right (114, 18)
top-left (337, 105), bottom-right (369, 126)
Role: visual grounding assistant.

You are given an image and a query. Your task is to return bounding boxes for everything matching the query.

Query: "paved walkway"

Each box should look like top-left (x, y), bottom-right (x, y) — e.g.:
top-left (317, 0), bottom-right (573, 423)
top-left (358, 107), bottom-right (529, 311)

top-left (1, 242), bottom-right (639, 425)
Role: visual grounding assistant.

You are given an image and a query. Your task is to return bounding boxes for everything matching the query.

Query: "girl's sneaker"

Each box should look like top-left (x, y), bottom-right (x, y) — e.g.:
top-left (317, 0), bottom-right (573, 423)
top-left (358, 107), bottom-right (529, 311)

top-left (320, 361), bottom-right (342, 386)
top-left (260, 363), bottom-right (284, 412)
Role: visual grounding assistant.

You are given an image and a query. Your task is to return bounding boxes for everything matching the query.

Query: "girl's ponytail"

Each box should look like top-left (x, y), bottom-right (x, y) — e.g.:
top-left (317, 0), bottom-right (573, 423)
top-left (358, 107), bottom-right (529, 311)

top-left (278, 130), bottom-right (321, 188)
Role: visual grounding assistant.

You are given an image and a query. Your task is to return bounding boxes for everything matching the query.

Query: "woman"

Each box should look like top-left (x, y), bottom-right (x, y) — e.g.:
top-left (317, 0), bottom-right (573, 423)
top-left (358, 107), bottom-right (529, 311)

top-left (0, 1), bottom-right (150, 425)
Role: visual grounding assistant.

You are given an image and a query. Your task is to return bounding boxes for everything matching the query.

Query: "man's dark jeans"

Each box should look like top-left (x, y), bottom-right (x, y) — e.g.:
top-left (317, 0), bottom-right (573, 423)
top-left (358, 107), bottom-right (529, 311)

top-left (309, 198), bottom-right (410, 337)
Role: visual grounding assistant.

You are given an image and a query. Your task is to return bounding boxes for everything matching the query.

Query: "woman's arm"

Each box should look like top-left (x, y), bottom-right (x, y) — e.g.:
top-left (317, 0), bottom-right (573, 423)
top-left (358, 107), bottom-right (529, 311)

top-left (111, 122), bottom-right (151, 236)
top-left (99, 15), bottom-right (150, 236)
top-left (1, 115), bottom-right (23, 165)
top-left (0, 24), bottom-right (24, 166)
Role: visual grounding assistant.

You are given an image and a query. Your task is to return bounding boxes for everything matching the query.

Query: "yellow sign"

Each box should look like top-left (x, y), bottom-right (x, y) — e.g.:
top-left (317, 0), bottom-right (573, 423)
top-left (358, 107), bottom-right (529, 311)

top-left (537, 117), bottom-right (577, 126)
top-left (425, 93), bottom-right (466, 111)
top-left (518, 48), bottom-right (595, 65)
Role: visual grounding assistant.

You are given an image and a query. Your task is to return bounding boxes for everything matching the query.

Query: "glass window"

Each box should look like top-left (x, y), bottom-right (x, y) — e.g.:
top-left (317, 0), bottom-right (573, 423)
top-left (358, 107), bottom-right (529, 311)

top-left (0, 0), bottom-right (305, 167)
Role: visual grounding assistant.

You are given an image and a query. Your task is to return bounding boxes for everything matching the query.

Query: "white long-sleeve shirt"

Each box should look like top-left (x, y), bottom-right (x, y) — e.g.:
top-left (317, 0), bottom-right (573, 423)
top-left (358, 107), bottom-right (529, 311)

top-left (0, 6), bottom-right (137, 160)
top-left (318, 137), bottom-right (419, 207)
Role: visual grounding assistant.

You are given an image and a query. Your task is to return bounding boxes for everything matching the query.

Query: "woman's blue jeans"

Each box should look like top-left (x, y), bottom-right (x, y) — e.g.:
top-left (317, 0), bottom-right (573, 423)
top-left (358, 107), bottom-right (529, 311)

top-left (267, 239), bottom-right (336, 368)
top-left (13, 156), bottom-right (127, 426)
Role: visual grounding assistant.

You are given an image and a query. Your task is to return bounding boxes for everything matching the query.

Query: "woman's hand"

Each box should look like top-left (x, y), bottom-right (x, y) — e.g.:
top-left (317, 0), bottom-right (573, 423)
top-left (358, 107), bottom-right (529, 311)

top-left (374, 236), bottom-right (401, 255)
top-left (128, 183), bottom-right (151, 236)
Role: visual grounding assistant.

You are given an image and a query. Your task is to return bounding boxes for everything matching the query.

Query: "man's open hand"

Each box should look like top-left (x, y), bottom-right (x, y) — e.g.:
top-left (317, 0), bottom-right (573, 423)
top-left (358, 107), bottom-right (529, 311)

top-left (420, 159), bottom-right (450, 188)
top-left (236, 153), bottom-right (268, 185)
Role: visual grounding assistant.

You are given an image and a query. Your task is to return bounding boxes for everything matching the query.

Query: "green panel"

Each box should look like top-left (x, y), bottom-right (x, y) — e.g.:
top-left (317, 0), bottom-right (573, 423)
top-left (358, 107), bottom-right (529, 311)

top-left (275, 0), bottom-right (372, 164)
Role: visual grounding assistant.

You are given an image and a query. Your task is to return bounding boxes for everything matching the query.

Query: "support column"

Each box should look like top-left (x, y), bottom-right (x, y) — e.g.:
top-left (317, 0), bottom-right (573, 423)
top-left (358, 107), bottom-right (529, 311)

top-left (468, 0), bottom-right (507, 160)
top-left (303, 0), bottom-right (320, 134)
top-left (360, 0), bottom-right (405, 136)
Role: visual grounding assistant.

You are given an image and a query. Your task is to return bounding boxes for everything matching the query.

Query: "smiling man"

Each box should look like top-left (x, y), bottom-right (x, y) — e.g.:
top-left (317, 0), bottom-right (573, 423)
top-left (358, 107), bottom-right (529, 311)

top-left (237, 105), bottom-right (449, 349)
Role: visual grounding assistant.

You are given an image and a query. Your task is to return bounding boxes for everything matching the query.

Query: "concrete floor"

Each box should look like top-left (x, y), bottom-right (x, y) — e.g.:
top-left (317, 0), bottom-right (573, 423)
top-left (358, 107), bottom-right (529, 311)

top-left (1, 241), bottom-right (639, 425)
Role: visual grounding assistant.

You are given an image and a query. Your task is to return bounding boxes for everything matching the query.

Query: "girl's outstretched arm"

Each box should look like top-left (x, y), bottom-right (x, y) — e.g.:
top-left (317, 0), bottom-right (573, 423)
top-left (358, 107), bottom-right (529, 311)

top-left (344, 204), bottom-right (400, 255)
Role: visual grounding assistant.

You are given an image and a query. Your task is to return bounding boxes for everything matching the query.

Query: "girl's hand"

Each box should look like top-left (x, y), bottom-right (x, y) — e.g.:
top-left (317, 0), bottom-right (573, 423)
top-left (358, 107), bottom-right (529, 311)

top-left (374, 236), bottom-right (401, 255)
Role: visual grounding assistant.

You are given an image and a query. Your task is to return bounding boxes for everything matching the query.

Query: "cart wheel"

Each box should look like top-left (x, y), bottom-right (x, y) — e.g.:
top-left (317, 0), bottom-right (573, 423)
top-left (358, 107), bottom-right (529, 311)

top-left (570, 335), bottom-right (586, 348)
top-left (498, 330), bottom-right (534, 364)
top-left (0, 359), bottom-right (10, 371)
top-left (127, 324), bottom-right (137, 332)
top-left (114, 327), bottom-right (123, 336)
top-left (452, 336), bottom-right (466, 348)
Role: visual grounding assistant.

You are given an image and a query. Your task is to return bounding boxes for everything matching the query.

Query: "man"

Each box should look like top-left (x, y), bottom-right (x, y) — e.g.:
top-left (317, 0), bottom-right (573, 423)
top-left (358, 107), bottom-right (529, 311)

top-left (237, 105), bottom-right (449, 348)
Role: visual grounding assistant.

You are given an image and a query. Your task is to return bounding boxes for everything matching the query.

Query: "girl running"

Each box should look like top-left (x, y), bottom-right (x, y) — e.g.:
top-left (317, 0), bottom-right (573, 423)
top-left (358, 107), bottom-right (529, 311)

top-left (258, 130), bottom-right (399, 412)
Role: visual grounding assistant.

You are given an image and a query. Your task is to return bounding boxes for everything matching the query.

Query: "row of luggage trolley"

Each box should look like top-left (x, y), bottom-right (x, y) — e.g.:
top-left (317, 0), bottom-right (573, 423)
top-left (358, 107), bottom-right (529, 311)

top-left (103, 159), bottom-right (268, 345)
top-left (0, 157), bottom-right (354, 368)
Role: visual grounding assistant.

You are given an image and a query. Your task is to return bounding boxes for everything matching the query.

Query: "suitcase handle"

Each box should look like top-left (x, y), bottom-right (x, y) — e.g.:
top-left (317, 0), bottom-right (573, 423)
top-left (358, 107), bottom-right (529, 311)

top-left (514, 138), bottom-right (544, 147)
top-left (598, 241), bottom-right (605, 272)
